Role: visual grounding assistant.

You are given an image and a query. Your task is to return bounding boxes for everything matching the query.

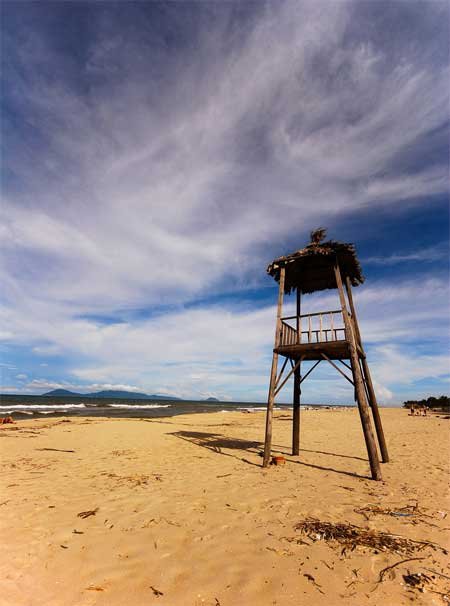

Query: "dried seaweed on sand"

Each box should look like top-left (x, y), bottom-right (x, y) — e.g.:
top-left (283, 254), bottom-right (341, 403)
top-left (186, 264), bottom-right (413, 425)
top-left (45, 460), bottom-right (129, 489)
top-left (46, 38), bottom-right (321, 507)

top-left (354, 501), bottom-right (435, 524)
top-left (294, 519), bottom-right (446, 555)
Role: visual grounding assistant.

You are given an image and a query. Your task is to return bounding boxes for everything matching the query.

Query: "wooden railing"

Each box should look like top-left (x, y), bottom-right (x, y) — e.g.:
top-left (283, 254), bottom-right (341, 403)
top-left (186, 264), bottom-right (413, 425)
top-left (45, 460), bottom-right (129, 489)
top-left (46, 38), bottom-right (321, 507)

top-left (279, 310), bottom-right (346, 346)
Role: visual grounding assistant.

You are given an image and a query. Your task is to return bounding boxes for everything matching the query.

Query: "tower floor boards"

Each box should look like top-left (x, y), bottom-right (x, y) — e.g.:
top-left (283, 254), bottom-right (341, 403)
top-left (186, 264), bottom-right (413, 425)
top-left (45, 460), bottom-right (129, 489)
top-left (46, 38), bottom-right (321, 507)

top-left (274, 339), bottom-right (350, 361)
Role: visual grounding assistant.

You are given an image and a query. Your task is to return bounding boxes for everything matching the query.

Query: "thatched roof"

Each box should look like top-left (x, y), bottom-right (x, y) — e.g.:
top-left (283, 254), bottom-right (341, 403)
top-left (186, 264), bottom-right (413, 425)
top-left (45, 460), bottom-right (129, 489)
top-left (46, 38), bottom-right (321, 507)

top-left (267, 231), bottom-right (364, 295)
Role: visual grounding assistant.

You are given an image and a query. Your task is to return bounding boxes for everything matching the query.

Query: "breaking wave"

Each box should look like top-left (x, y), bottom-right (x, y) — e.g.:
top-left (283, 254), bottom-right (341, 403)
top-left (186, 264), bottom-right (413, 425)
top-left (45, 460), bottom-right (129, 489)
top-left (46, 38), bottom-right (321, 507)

top-left (107, 403), bottom-right (171, 409)
top-left (0, 403), bottom-right (87, 411)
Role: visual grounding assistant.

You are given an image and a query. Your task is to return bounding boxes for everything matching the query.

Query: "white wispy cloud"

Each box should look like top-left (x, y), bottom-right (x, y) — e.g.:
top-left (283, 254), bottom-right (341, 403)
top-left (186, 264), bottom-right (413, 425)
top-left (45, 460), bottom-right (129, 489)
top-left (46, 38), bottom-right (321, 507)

top-left (2, 2), bottom-right (448, 310)
top-left (364, 244), bottom-right (448, 266)
top-left (1, 275), bottom-right (448, 402)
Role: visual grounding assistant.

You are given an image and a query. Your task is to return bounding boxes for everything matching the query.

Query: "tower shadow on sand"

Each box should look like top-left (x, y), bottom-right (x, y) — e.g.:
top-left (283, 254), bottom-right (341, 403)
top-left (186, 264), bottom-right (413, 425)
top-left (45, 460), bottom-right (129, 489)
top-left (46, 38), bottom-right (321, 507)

top-left (170, 430), bottom-right (369, 479)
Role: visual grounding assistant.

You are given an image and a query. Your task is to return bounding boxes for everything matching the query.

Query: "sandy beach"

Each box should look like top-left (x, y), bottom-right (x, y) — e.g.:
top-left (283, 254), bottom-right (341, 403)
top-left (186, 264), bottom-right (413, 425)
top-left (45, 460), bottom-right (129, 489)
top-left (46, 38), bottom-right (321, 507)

top-left (0, 408), bottom-right (448, 606)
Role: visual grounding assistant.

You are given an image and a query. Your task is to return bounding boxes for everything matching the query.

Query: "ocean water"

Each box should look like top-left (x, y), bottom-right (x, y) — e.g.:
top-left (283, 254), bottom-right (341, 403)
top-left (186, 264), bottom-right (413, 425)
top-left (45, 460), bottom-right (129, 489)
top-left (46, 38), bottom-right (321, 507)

top-left (0, 394), bottom-right (296, 420)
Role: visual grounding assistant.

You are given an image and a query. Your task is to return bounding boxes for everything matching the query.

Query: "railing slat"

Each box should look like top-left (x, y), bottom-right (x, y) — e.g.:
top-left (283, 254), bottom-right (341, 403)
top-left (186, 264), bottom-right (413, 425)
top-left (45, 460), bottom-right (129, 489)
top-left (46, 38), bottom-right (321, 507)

top-left (279, 312), bottom-right (346, 347)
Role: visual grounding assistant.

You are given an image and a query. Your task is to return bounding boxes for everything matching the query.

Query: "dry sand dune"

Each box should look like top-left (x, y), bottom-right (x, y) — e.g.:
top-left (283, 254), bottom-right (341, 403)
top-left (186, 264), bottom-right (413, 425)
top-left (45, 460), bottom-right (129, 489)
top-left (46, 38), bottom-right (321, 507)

top-left (0, 408), bottom-right (449, 606)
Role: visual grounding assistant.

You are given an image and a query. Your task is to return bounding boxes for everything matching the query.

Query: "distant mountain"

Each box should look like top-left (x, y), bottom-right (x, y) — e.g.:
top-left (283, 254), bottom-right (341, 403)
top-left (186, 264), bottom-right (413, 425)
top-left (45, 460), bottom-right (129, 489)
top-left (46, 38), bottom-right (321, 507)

top-left (42, 389), bottom-right (182, 400)
top-left (43, 389), bottom-right (80, 397)
top-left (204, 397), bottom-right (220, 402)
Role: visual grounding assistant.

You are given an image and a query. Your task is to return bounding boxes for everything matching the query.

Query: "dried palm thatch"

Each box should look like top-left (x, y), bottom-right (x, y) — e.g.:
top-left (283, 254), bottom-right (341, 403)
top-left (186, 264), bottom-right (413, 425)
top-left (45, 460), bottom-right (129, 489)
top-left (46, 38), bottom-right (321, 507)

top-left (293, 519), bottom-right (446, 556)
top-left (267, 230), bottom-right (364, 294)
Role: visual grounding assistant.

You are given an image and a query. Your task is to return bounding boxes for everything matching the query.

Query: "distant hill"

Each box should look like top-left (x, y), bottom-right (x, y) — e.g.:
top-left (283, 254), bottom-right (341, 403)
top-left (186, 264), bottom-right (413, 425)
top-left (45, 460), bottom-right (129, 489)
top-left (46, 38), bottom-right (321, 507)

top-left (42, 389), bottom-right (182, 400)
top-left (204, 397), bottom-right (220, 402)
top-left (43, 389), bottom-right (79, 397)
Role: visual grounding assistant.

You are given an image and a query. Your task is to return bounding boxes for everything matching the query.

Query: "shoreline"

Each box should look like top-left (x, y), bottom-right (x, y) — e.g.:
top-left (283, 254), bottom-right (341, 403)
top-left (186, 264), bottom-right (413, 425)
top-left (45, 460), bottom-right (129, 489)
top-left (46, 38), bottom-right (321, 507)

top-left (1, 408), bottom-right (448, 605)
top-left (0, 398), bottom-right (362, 422)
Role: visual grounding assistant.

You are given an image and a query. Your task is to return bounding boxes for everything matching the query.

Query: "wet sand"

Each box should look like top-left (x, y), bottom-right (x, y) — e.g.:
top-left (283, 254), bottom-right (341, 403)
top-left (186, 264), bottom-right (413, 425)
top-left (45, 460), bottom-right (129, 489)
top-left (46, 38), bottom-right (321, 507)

top-left (0, 408), bottom-right (448, 605)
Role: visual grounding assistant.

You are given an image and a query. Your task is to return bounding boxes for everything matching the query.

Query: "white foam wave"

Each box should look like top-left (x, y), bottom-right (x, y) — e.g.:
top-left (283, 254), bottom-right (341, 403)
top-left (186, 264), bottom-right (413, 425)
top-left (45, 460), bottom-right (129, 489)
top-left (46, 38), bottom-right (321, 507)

top-left (39, 410), bottom-right (63, 414)
top-left (0, 404), bottom-right (87, 410)
top-left (107, 403), bottom-right (171, 409)
top-left (236, 407), bottom-right (267, 412)
top-left (1, 410), bottom-right (33, 415)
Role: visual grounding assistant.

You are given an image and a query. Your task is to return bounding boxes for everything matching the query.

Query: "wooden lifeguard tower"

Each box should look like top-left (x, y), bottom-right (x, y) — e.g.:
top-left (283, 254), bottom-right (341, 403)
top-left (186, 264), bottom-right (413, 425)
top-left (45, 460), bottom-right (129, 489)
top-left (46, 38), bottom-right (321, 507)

top-left (263, 229), bottom-right (389, 480)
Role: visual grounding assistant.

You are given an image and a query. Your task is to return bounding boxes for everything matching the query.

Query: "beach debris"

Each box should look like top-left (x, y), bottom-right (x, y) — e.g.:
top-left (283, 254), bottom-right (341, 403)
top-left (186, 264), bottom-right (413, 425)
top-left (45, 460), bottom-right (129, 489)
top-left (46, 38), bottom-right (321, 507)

top-left (354, 502), bottom-right (442, 528)
top-left (150, 586), bottom-right (164, 597)
top-left (403, 571), bottom-right (432, 589)
top-left (424, 568), bottom-right (450, 581)
top-left (293, 518), bottom-right (447, 555)
top-left (303, 573), bottom-right (324, 594)
top-left (86, 585), bottom-right (105, 592)
top-left (216, 473), bottom-right (232, 478)
top-left (77, 507), bottom-right (99, 519)
top-left (354, 501), bottom-right (430, 521)
top-left (271, 455), bottom-right (286, 466)
top-left (60, 544), bottom-right (68, 549)
top-left (377, 557), bottom-right (425, 582)
top-left (72, 529), bottom-right (84, 534)
top-left (100, 472), bottom-right (159, 487)
top-left (36, 448), bottom-right (75, 453)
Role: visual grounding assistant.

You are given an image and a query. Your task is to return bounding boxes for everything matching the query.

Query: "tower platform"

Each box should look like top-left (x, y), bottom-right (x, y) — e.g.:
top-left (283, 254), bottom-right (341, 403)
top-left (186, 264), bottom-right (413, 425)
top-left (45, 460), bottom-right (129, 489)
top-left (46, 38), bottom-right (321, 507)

top-left (274, 339), bottom-right (350, 361)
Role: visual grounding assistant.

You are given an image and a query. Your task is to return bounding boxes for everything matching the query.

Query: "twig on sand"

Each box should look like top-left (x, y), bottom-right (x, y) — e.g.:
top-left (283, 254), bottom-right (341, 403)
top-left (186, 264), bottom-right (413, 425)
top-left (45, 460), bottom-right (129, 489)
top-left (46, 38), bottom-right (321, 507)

top-left (377, 557), bottom-right (425, 582)
top-left (150, 586), bottom-right (163, 597)
top-left (77, 508), bottom-right (99, 519)
top-left (37, 448), bottom-right (75, 453)
top-left (303, 573), bottom-right (325, 594)
top-left (424, 568), bottom-right (450, 581)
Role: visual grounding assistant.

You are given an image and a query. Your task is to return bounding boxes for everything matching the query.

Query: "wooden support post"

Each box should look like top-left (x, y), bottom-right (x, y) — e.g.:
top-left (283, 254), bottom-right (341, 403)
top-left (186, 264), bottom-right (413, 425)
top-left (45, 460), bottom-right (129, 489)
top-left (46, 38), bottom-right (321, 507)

top-left (345, 277), bottom-right (389, 463)
top-left (292, 360), bottom-right (301, 455)
top-left (335, 264), bottom-right (382, 481)
top-left (293, 290), bottom-right (301, 455)
top-left (263, 266), bottom-right (285, 467)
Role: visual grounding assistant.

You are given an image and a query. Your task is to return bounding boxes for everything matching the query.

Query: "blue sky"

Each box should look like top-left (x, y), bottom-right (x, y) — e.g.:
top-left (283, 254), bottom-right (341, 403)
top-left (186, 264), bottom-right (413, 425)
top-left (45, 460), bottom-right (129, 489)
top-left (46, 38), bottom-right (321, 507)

top-left (1, 1), bottom-right (448, 404)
